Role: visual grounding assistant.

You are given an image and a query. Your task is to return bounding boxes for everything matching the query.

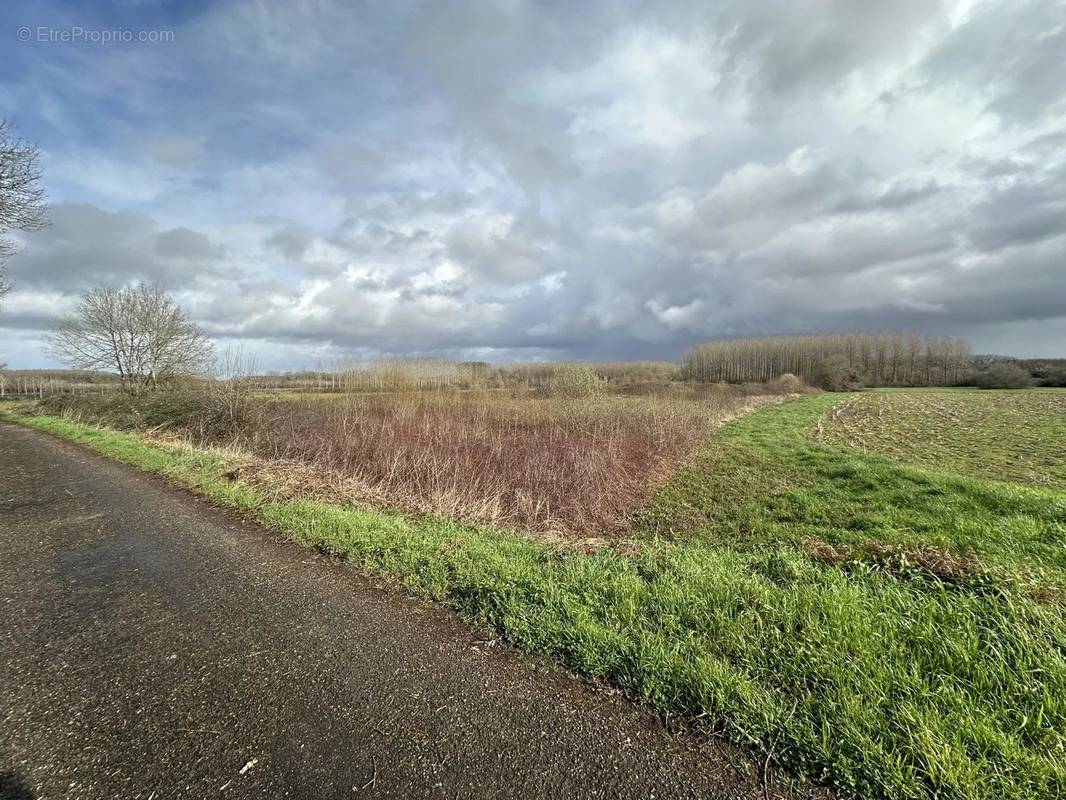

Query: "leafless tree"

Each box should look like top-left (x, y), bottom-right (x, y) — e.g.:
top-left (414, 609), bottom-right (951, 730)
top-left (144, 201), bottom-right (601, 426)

top-left (47, 284), bottom-right (215, 393)
top-left (682, 331), bottom-right (972, 388)
top-left (0, 120), bottom-right (48, 307)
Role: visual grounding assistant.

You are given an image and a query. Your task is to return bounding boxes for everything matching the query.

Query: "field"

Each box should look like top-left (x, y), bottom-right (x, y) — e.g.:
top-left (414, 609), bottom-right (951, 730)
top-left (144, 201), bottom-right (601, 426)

top-left (33, 380), bottom-right (786, 535)
top-left (5, 385), bottom-right (1065, 800)
top-left (815, 389), bottom-right (1066, 491)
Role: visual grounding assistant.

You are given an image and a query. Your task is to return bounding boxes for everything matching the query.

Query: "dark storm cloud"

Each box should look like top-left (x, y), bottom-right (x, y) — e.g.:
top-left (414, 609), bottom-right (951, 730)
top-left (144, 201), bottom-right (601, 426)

top-left (967, 167), bottom-right (1066, 253)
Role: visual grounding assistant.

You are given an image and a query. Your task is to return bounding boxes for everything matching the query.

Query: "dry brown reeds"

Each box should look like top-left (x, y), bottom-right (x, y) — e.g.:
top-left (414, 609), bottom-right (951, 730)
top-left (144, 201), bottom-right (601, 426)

top-left (237, 388), bottom-right (779, 534)
top-left (37, 360), bottom-right (802, 536)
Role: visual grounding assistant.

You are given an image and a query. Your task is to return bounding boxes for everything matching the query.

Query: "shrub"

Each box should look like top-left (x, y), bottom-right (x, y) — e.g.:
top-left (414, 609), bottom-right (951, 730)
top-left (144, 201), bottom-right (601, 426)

top-left (592, 361), bottom-right (679, 384)
top-left (765, 373), bottom-right (815, 394)
top-left (549, 364), bottom-right (604, 399)
top-left (1038, 367), bottom-right (1066, 387)
top-left (35, 387), bottom-right (258, 441)
top-left (973, 363), bottom-right (1033, 389)
top-left (811, 356), bottom-right (865, 391)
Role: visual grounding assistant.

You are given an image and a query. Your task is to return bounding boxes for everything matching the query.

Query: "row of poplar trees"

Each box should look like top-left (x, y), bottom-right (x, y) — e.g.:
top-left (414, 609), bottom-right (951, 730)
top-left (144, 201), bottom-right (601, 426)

top-left (682, 332), bottom-right (972, 387)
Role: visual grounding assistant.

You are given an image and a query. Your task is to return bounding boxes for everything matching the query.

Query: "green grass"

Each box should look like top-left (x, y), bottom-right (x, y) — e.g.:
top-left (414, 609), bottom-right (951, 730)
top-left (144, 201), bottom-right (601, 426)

top-left (814, 389), bottom-right (1066, 492)
top-left (642, 392), bottom-right (1066, 588)
top-left (4, 395), bottom-right (1066, 800)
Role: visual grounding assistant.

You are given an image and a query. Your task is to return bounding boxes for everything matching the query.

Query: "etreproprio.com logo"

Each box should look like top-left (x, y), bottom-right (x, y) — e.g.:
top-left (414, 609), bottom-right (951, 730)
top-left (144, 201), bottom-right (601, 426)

top-left (17, 26), bottom-right (175, 44)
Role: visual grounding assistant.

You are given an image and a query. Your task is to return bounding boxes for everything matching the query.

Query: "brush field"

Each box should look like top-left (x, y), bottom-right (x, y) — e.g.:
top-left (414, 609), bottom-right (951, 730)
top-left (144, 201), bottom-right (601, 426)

top-left (32, 376), bottom-right (789, 535)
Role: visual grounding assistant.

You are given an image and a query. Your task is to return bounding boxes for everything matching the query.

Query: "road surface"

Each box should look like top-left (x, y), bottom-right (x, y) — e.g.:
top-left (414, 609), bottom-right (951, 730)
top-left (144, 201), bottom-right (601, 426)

top-left (0, 423), bottom-right (805, 799)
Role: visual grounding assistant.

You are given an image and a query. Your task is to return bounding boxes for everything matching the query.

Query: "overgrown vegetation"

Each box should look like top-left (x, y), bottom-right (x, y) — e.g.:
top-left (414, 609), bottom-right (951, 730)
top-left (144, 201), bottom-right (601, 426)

top-left (36, 379), bottom-right (788, 534)
top-left (814, 389), bottom-right (1066, 491)
top-left (972, 362), bottom-right (1034, 389)
top-left (1021, 358), bottom-right (1066, 387)
top-left (966, 358), bottom-right (1066, 389)
top-left (243, 359), bottom-right (681, 394)
top-left (7, 390), bottom-right (1065, 800)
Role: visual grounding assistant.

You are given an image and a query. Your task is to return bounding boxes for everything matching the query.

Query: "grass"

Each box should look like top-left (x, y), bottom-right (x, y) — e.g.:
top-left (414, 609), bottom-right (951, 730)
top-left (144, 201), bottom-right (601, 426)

top-left (4, 393), bottom-right (1065, 800)
top-left (814, 389), bottom-right (1066, 492)
top-left (643, 392), bottom-right (1066, 588)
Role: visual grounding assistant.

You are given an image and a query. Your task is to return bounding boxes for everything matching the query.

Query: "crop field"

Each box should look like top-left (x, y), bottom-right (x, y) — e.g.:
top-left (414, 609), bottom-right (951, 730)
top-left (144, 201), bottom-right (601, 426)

top-left (7, 385), bottom-right (1066, 800)
top-left (815, 389), bottom-right (1066, 491)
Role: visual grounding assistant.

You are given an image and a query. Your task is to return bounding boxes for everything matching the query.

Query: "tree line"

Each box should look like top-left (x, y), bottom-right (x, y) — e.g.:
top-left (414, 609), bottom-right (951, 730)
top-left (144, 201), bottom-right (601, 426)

top-left (682, 332), bottom-right (972, 388)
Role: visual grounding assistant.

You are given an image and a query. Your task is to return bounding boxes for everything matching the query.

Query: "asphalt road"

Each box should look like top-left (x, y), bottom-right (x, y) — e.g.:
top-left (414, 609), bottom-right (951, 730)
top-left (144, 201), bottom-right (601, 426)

top-left (0, 422), bottom-right (805, 800)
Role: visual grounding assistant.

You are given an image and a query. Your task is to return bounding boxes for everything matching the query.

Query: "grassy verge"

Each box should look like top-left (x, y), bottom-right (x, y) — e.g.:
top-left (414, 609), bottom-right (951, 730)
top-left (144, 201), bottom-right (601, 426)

top-left (5, 399), bottom-right (1065, 800)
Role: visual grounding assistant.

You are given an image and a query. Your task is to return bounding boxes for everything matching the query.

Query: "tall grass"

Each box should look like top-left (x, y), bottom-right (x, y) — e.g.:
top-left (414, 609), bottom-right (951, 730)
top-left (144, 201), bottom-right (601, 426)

top-left (250, 359), bottom-right (681, 394)
top-left (241, 390), bottom-right (775, 533)
top-left (36, 380), bottom-right (788, 534)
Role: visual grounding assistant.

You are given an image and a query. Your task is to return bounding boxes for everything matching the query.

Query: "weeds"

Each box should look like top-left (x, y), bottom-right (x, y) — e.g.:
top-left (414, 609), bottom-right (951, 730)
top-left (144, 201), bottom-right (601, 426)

top-left (38, 385), bottom-right (784, 534)
top-left (801, 539), bottom-right (985, 584)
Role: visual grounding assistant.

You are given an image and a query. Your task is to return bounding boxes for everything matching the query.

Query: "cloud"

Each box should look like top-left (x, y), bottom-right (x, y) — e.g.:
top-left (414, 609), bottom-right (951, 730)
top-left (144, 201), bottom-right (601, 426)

top-left (966, 165), bottom-right (1066, 252)
top-left (446, 211), bottom-right (559, 284)
top-left (713, 0), bottom-right (949, 105)
top-left (155, 226), bottom-right (222, 260)
top-left (147, 136), bottom-right (206, 168)
top-left (265, 224), bottom-right (312, 261)
top-left (2, 0), bottom-right (1065, 368)
top-left (3, 204), bottom-right (226, 319)
top-left (923, 0), bottom-right (1066, 121)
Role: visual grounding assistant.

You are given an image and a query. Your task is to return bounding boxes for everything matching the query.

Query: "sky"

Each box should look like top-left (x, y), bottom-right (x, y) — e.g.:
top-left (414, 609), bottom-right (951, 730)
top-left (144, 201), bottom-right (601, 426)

top-left (1, 0), bottom-right (1064, 370)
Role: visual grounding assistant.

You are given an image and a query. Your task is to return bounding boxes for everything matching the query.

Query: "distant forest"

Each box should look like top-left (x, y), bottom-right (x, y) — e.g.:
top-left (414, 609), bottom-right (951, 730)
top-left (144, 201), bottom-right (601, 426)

top-left (682, 332), bottom-right (972, 388)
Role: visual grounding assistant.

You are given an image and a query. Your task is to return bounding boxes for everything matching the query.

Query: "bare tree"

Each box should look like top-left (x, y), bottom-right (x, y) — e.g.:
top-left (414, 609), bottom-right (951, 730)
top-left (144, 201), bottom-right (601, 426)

top-left (47, 285), bottom-right (214, 393)
top-left (682, 331), bottom-right (972, 388)
top-left (1, 120), bottom-right (48, 307)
